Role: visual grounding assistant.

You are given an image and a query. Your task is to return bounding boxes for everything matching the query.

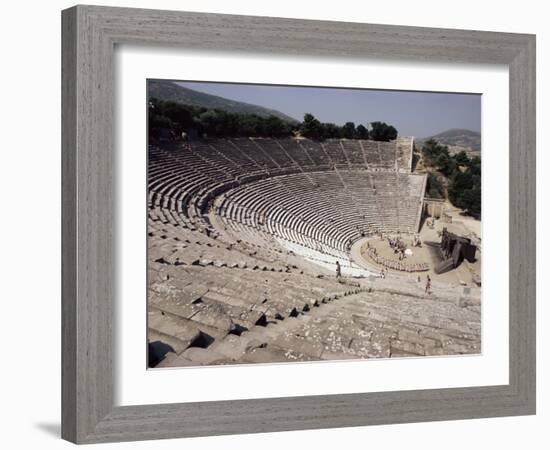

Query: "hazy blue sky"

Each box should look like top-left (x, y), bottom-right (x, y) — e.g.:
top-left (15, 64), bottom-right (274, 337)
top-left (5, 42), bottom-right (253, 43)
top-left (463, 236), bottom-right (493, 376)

top-left (176, 81), bottom-right (481, 138)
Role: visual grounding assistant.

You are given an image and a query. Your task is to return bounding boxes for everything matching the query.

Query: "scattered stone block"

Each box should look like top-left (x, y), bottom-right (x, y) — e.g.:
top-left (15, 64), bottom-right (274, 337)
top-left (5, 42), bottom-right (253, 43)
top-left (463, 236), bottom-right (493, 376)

top-left (180, 347), bottom-right (228, 365)
top-left (147, 310), bottom-right (202, 353)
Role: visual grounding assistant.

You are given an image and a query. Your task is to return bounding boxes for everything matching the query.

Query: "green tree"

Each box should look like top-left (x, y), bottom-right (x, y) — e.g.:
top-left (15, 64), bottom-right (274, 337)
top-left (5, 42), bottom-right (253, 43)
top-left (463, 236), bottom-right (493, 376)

top-left (436, 152), bottom-right (456, 177)
top-left (420, 139), bottom-right (481, 217)
top-left (148, 113), bottom-right (176, 139)
top-left (264, 115), bottom-right (291, 137)
top-left (469, 156), bottom-right (481, 176)
top-left (197, 110), bottom-right (224, 136)
top-left (448, 170), bottom-right (473, 206)
top-left (356, 124), bottom-right (369, 139)
top-left (421, 139), bottom-right (438, 165)
top-left (300, 113), bottom-right (323, 139)
top-left (454, 150), bottom-right (470, 166)
top-left (422, 139), bottom-right (453, 174)
top-left (236, 114), bottom-right (262, 136)
top-left (426, 173), bottom-right (445, 199)
top-left (369, 121), bottom-right (398, 141)
top-left (341, 122), bottom-right (356, 139)
top-left (160, 101), bottom-right (194, 130)
top-left (321, 122), bottom-right (341, 139)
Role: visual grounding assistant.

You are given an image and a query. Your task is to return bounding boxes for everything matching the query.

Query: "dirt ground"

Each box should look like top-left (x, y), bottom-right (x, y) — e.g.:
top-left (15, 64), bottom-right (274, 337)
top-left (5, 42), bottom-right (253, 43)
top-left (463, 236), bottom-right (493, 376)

top-left (355, 216), bottom-right (482, 289)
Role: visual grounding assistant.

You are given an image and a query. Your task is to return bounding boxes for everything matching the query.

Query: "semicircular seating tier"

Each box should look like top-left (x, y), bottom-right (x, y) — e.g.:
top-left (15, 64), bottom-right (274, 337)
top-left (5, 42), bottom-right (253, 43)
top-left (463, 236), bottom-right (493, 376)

top-left (148, 137), bottom-right (426, 260)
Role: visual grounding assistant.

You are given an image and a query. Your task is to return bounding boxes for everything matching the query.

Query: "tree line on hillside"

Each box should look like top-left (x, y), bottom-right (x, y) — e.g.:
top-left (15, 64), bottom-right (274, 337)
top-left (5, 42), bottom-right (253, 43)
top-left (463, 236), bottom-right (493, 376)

top-left (421, 139), bottom-right (481, 217)
top-left (298, 113), bottom-right (397, 141)
top-left (148, 98), bottom-right (398, 142)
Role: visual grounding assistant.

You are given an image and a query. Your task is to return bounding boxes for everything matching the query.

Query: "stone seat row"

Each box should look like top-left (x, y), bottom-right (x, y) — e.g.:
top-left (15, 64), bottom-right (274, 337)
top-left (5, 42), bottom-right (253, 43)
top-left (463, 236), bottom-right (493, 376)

top-left (152, 280), bottom-right (480, 367)
top-left (218, 171), bottom-right (425, 260)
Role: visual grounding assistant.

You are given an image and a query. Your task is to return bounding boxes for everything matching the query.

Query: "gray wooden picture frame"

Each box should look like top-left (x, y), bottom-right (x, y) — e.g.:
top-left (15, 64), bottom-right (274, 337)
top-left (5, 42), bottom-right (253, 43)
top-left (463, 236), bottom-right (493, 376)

top-left (61, 5), bottom-right (536, 444)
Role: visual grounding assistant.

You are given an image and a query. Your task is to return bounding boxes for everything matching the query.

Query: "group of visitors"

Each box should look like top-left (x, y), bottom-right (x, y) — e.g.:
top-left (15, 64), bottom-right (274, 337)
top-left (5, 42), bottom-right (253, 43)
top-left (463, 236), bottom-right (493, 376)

top-left (387, 236), bottom-right (408, 260)
top-left (366, 246), bottom-right (429, 273)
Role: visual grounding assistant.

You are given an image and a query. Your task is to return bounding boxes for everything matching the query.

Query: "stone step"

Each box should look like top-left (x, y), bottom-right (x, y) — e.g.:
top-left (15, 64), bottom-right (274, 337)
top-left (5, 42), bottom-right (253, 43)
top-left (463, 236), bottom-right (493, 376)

top-left (239, 346), bottom-right (293, 364)
top-left (208, 334), bottom-right (266, 360)
top-left (148, 329), bottom-right (189, 356)
top-left (147, 309), bottom-right (202, 352)
top-left (177, 347), bottom-right (229, 365)
top-left (149, 304), bottom-right (228, 340)
top-left (154, 351), bottom-right (200, 368)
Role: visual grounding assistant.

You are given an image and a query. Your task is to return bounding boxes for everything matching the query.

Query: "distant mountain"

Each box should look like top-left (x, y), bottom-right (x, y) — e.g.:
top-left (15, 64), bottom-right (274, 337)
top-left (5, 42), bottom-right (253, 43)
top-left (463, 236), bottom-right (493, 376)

top-left (417, 128), bottom-right (481, 153)
top-left (148, 80), bottom-right (299, 123)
